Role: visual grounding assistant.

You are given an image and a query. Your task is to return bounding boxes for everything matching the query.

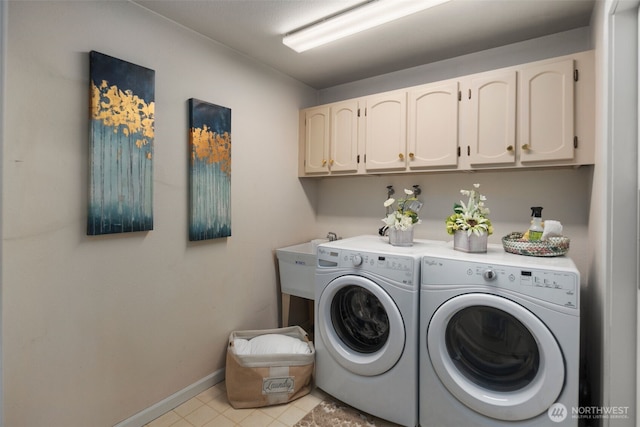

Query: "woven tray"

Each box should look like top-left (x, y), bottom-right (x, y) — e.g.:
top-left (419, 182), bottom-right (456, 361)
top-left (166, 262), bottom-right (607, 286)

top-left (502, 232), bottom-right (570, 257)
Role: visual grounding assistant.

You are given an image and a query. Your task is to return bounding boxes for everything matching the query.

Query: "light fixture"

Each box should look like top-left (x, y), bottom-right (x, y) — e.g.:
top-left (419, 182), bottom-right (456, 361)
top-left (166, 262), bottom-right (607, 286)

top-left (282, 0), bottom-right (451, 53)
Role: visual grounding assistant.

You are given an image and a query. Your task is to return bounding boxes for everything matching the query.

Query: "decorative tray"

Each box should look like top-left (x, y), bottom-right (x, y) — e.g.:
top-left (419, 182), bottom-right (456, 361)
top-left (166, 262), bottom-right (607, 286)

top-left (502, 232), bottom-right (570, 257)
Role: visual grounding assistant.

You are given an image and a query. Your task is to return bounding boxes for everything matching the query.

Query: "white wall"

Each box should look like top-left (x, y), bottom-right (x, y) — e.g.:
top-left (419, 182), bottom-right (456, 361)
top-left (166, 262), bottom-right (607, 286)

top-left (319, 27), bottom-right (592, 104)
top-left (4, 1), bottom-right (317, 426)
top-left (312, 168), bottom-right (593, 276)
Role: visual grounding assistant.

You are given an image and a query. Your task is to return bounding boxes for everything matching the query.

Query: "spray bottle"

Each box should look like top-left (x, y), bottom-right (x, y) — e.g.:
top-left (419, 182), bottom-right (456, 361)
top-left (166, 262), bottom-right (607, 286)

top-left (529, 207), bottom-right (543, 241)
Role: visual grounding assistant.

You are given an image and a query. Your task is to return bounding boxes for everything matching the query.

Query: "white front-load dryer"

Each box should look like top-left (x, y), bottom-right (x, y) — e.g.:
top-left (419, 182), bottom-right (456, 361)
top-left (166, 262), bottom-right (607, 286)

top-left (420, 245), bottom-right (580, 426)
top-left (315, 235), bottom-right (444, 427)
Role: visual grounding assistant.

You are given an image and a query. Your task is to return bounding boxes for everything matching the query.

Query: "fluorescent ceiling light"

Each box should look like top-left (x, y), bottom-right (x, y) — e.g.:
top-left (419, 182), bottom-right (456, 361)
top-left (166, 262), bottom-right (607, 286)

top-left (283, 0), bottom-right (451, 53)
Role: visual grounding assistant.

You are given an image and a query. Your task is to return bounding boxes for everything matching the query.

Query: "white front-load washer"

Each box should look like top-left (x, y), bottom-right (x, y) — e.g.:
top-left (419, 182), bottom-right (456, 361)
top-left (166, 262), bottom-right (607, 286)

top-left (420, 244), bottom-right (580, 426)
top-left (315, 235), bottom-right (443, 427)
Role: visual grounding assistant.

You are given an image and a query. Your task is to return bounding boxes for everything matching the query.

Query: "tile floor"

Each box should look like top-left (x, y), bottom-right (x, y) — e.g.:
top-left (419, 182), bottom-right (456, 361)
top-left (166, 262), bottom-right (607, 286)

top-left (145, 381), bottom-right (328, 427)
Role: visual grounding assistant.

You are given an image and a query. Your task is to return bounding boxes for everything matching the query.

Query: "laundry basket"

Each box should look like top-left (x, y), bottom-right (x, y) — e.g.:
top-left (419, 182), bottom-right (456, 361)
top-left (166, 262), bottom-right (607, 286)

top-left (225, 326), bottom-right (315, 408)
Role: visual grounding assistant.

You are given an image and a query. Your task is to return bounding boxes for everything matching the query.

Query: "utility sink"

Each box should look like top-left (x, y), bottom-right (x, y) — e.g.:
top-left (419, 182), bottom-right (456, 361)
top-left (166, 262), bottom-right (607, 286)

top-left (276, 242), bottom-right (318, 300)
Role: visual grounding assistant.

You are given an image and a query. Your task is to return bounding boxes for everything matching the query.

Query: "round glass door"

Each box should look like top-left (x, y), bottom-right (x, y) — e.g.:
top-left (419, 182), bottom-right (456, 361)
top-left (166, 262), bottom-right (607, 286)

top-left (427, 293), bottom-right (564, 421)
top-left (318, 275), bottom-right (405, 376)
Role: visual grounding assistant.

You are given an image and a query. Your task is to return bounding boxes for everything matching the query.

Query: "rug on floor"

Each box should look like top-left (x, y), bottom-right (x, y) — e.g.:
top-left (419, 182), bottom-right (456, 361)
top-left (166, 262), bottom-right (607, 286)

top-left (293, 397), bottom-right (401, 427)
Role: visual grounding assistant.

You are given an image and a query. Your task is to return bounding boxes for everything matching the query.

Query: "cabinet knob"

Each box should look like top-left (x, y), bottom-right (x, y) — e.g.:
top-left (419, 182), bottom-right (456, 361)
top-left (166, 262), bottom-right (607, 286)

top-left (409, 152), bottom-right (415, 159)
top-left (322, 159), bottom-right (327, 166)
top-left (506, 145), bottom-right (514, 152)
top-left (521, 144), bottom-right (530, 151)
top-left (399, 153), bottom-right (404, 160)
top-left (330, 159), bottom-right (334, 165)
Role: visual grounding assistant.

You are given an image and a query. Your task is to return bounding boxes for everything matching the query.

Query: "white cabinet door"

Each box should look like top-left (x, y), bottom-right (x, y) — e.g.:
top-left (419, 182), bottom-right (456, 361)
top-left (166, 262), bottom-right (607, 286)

top-left (519, 59), bottom-right (575, 163)
top-left (303, 106), bottom-right (330, 174)
top-left (407, 80), bottom-right (459, 169)
top-left (467, 70), bottom-right (517, 166)
top-left (330, 100), bottom-right (359, 173)
top-left (364, 91), bottom-right (407, 171)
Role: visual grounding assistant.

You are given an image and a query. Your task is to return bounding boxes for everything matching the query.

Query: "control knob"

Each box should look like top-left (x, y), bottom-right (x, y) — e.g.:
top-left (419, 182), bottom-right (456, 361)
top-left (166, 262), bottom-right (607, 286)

top-left (483, 269), bottom-right (497, 281)
top-left (352, 255), bottom-right (363, 266)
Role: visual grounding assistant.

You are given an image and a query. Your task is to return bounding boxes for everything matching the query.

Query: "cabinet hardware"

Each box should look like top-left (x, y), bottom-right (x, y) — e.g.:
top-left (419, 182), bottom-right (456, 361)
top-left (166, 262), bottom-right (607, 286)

top-left (457, 146), bottom-right (461, 157)
top-left (458, 91), bottom-right (461, 101)
top-left (409, 152), bottom-right (415, 159)
top-left (330, 159), bottom-right (334, 165)
top-left (507, 145), bottom-right (514, 152)
top-left (467, 146), bottom-right (470, 156)
top-left (357, 108), bottom-right (361, 117)
top-left (357, 154), bottom-right (360, 163)
top-left (322, 159), bottom-right (327, 166)
top-left (522, 144), bottom-right (530, 151)
top-left (398, 153), bottom-right (404, 160)
top-left (574, 136), bottom-right (578, 148)
top-left (574, 69), bottom-right (579, 82)
top-left (468, 89), bottom-right (471, 100)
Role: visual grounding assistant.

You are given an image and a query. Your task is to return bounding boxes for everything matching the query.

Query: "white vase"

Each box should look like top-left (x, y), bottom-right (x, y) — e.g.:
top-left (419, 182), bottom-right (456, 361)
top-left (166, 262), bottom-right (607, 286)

top-left (389, 227), bottom-right (414, 246)
top-left (453, 230), bottom-right (488, 253)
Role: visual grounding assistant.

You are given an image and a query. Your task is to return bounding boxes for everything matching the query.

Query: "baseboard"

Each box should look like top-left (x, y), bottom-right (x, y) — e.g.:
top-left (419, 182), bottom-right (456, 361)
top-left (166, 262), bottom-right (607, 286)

top-left (114, 369), bottom-right (225, 427)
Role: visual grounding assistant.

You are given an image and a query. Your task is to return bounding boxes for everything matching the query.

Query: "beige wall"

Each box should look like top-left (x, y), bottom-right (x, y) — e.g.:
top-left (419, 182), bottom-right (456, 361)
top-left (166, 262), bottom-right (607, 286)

top-left (4, 1), bottom-right (317, 425)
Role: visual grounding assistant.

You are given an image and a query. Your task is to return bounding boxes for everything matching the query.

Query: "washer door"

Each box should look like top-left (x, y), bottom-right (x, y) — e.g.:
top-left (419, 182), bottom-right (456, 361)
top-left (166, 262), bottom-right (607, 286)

top-left (427, 293), bottom-right (564, 421)
top-left (318, 275), bottom-right (405, 376)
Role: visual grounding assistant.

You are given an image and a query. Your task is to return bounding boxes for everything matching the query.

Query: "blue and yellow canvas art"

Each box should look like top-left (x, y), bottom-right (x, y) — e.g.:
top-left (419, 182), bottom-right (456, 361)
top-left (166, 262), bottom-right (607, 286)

top-left (88, 51), bottom-right (155, 235)
top-left (188, 99), bottom-right (232, 241)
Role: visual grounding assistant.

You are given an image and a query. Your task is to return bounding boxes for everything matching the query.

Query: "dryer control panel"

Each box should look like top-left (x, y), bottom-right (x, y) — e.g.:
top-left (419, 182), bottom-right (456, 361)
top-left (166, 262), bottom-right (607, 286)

top-left (422, 256), bottom-right (579, 310)
top-left (318, 247), bottom-right (418, 286)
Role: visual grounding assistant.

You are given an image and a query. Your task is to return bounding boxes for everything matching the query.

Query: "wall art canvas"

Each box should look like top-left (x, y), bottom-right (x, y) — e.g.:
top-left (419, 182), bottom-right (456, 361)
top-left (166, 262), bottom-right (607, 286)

top-left (88, 51), bottom-right (155, 235)
top-left (188, 99), bottom-right (232, 241)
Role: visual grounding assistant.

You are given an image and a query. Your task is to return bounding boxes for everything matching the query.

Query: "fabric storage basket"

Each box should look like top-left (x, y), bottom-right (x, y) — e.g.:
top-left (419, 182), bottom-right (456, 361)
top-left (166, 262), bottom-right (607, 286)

top-left (225, 326), bottom-right (315, 409)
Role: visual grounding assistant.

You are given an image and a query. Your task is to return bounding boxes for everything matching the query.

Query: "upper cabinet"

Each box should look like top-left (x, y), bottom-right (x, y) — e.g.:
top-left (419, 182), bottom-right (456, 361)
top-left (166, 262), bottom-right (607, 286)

top-left (465, 70), bottom-right (517, 167)
top-left (300, 101), bottom-right (360, 175)
top-left (298, 50), bottom-right (594, 177)
top-left (407, 80), bottom-right (459, 169)
top-left (302, 106), bottom-right (330, 174)
top-left (330, 100), bottom-right (360, 173)
top-left (518, 59), bottom-right (575, 163)
top-left (364, 91), bottom-right (407, 172)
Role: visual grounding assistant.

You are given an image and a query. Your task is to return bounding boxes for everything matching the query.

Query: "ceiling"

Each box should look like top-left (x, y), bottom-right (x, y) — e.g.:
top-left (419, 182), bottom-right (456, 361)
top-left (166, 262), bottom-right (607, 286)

top-left (133, 0), bottom-right (595, 90)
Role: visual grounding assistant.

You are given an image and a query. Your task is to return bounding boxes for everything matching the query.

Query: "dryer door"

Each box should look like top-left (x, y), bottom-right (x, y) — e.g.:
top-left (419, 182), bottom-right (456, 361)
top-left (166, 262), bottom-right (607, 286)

top-left (317, 275), bottom-right (405, 376)
top-left (427, 293), bottom-right (564, 421)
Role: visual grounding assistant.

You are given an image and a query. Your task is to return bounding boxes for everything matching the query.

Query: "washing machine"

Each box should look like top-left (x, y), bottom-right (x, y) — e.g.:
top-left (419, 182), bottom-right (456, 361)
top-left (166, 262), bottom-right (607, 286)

top-left (315, 235), bottom-right (443, 427)
top-left (420, 244), bottom-right (580, 426)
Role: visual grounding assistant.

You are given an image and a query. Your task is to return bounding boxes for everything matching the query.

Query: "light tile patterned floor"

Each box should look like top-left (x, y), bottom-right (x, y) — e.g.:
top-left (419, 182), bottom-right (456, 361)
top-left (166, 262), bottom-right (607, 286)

top-left (145, 381), bottom-right (328, 427)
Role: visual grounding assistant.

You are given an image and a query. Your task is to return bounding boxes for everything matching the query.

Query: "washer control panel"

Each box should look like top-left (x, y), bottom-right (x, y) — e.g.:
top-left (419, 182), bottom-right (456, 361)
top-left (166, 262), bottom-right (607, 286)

top-left (318, 247), bottom-right (418, 286)
top-left (422, 256), bottom-right (579, 309)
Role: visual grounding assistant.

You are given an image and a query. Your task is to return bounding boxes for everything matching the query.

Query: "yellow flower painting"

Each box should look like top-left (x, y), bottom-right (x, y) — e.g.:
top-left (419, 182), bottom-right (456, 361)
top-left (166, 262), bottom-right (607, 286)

top-left (88, 51), bottom-right (155, 235)
top-left (188, 98), bottom-right (231, 241)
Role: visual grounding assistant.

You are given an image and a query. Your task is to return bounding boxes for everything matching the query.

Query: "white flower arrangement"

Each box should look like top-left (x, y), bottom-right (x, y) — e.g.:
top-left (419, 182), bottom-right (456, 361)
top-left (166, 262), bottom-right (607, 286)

top-left (446, 183), bottom-right (493, 236)
top-left (382, 189), bottom-right (423, 231)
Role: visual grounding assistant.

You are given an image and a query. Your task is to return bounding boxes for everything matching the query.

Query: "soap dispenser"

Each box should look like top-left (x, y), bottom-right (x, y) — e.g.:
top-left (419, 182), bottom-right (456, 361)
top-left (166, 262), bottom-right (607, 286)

top-left (529, 207), bottom-right (543, 241)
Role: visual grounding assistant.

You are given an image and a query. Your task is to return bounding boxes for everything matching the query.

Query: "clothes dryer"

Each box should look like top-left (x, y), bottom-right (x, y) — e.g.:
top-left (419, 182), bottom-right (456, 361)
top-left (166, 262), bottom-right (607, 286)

top-left (315, 235), bottom-right (443, 427)
top-left (420, 244), bottom-right (580, 426)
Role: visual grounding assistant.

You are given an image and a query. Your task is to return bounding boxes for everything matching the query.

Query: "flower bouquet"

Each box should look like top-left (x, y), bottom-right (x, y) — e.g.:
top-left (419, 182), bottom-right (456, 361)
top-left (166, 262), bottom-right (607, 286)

top-left (445, 183), bottom-right (492, 252)
top-left (382, 188), bottom-right (422, 246)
